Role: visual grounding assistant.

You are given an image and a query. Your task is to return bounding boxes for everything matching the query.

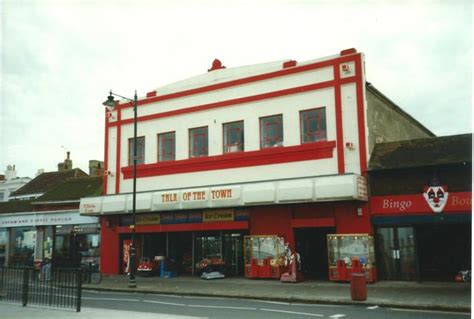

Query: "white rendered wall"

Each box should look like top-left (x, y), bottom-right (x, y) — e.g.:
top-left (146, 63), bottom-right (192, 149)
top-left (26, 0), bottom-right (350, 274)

top-left (341, 83), bottom-right (361, 175)
top-left (118, 87), bottom-right (337, 165)
top-left (106, 126), bottom-right (117, 194)
top-left (106, 55), bottom-right (365, 195)
top-left (119, 158), bottom-right (337, 193)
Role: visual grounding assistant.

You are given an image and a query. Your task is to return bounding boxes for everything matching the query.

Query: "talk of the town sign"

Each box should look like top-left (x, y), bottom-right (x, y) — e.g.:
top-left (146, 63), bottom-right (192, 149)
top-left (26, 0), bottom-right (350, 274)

top-left (80, 174), bottom-right (368, 216)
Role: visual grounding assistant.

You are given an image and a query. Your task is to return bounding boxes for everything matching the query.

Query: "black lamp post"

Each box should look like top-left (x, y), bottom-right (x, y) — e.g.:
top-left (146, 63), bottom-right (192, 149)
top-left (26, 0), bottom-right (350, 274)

top-left (103, 90), bottom-right (138, 289)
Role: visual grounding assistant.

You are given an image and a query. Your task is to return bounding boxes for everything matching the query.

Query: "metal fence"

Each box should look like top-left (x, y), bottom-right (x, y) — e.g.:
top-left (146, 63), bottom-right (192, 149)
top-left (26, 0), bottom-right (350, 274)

top-left (0, 267), bottom-right (82, 312)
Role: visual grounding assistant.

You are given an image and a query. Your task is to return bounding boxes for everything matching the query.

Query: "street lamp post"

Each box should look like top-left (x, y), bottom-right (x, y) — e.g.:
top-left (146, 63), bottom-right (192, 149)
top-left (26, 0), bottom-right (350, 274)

top-left (103, 90), bottom-right (138, 288)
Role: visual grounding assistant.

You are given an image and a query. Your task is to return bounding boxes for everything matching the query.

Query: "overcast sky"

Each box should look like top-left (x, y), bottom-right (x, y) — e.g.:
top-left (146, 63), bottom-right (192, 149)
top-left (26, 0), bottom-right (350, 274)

top-left (1, 0), bottom-right (472, 178)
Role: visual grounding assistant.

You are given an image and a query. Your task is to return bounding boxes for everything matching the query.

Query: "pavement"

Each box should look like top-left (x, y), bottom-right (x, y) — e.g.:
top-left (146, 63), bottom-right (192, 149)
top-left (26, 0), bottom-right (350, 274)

top-left (1, 302), bottom-right (205, 319)
top-left (79, 274), bottom-right (471, 313)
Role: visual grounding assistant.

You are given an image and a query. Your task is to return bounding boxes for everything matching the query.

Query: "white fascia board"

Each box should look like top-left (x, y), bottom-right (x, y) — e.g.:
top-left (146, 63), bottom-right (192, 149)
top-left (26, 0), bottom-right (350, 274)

top-left (83, 174), bottom-right (367, 216)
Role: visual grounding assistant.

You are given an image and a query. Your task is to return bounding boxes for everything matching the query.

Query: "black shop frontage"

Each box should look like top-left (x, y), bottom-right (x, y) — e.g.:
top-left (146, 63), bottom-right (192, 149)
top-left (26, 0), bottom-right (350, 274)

top-left (368, 134), bottom-right (472, 281)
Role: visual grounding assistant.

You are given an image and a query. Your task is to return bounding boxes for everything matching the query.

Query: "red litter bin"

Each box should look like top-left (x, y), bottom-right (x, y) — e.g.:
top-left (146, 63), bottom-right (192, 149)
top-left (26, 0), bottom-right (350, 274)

top-left (350, 272), bottom-right (367, 301)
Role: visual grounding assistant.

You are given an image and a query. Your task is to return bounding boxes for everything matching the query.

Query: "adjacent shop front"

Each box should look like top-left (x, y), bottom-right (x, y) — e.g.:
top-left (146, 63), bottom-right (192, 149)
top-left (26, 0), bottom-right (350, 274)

top-left (369, 134), bottom-right (472, 281)
top-left (0, 210), bottom-right (100, 268)
top-left (371, 190), bottom-right (471, 281)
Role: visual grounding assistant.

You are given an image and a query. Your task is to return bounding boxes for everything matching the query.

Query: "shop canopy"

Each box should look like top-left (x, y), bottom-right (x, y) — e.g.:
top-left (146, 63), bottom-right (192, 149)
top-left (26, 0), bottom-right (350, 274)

top-left (79, 174), bottom-right (368, 216)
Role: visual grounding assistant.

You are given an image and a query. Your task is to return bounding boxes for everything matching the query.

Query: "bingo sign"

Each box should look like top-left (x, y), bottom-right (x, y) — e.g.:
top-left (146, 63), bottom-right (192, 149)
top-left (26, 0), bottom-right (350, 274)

top-left (371, 191), bottom-right (471, 215)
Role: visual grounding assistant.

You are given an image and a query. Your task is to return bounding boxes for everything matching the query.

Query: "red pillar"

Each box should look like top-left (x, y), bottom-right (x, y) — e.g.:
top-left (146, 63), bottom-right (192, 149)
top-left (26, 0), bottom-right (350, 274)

top-left (334, 202), bottom-right (371, 234)
top-left (100, 216), bottom-right (120, 274)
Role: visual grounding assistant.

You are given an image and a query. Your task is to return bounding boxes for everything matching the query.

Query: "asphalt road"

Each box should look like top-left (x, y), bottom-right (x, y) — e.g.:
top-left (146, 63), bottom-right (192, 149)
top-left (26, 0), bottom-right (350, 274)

top-left (82, 290), bottom-right (470, 319)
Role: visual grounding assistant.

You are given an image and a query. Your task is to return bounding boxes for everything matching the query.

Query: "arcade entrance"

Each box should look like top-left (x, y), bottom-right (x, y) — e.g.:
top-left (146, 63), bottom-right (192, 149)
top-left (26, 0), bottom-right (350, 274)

top-left (294, 227), bottom-right (335, 279)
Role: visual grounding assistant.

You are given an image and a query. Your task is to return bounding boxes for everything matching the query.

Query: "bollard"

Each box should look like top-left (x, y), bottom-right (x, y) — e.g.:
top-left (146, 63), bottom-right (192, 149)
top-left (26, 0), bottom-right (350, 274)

top-left (350, 272), bottom-right (367, 301)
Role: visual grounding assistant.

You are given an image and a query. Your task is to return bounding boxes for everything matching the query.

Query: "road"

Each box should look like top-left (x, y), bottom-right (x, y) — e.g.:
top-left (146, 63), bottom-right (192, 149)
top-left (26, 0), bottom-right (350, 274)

top-left (81, 290), bottom-right (470, 319)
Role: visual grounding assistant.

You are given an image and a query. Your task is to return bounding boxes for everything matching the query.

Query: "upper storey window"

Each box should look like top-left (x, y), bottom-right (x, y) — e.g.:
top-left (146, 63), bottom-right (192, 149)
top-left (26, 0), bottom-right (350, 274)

top-left (128, 136), bottom-right (145, 165)
top-left (223, 121), bottom-right (244, 153)
top-left (300, 108), bottom-right (327, 143)
top-left (158, 132), bottom-right (176, 162)
top-left (260, 114), bottom-right (283, 149)
top-left (189, 126), bottom-right (208, 158)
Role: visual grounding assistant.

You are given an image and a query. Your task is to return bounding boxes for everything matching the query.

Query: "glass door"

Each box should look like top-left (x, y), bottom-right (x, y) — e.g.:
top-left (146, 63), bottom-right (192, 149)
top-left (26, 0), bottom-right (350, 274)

top-left (397, 227), bottom-right (417, 280)
top-left (376, 227), bottom-right (418, 280)
top-left (223, 233), bottom-right (244, 276)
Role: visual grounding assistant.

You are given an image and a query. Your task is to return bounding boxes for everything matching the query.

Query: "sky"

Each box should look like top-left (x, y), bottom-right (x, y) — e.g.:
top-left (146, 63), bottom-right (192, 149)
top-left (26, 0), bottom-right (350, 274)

top-left (0, 0), bottom-right (472, 178)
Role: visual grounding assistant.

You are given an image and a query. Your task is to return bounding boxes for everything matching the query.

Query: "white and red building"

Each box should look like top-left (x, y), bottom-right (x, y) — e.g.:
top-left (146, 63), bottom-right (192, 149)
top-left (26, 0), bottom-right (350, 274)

top-left (80, 48), bottom-right (433, 278)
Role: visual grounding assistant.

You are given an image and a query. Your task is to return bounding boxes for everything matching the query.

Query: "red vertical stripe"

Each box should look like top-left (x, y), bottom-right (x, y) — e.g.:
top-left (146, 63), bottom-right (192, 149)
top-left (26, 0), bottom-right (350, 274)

top-left (115, 105), bottom-right (122, 194)
top-left (103, 109), bottom-right (109, 195)
top-left (355, 55), bottom-right (367, 173)
top-left (333, 63), bottom-right (345, 174)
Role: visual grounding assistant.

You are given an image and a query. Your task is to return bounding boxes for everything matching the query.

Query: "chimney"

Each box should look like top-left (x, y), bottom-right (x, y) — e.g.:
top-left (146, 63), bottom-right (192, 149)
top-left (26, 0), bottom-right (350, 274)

top-left (89, 160), bottom-right (104, 176)
top-left (58, 152), bottom-right (73, 171)
top-left (36, 169), bottom-right (45, 176)
top-left (5, 165), bottom-right (17, 180)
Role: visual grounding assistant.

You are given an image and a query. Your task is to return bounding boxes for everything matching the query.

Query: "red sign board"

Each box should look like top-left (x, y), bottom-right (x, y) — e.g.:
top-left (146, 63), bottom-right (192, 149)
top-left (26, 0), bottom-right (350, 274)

top-left (371, 192), bottom-right (471, 215)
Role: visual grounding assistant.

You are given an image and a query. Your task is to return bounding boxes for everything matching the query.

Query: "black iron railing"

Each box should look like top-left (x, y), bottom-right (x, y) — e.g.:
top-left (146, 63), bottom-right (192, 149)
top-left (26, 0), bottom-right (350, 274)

top-left (0, 266), bottom-right (82, 312)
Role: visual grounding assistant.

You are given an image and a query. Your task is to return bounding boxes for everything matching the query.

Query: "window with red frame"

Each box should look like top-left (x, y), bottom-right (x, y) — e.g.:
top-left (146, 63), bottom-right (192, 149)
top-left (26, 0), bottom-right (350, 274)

top-left (300, 108), bottom-right (327, 143)
top-left (260, 114), bottom-right (283, 148)
top-left (128, 136), bottom-right (145, 165)
top-left (223, 121), bottom-right (244, 153)
top-left (189, 126), bottom-right (208, 158)
top-left (158, 132), bottom-right (175, 162)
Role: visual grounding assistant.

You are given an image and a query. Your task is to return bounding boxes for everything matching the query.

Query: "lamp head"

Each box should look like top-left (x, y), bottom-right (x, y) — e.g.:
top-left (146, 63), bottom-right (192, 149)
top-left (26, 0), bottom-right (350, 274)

top-left (103, 91), bottom-right (117, 111)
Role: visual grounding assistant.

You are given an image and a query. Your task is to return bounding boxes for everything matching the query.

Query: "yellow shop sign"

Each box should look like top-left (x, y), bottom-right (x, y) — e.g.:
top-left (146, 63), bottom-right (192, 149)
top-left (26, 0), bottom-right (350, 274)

top-left (136, 214), bottom-right (160, 225)
top-left (203, 209), bottom-right (234, 222)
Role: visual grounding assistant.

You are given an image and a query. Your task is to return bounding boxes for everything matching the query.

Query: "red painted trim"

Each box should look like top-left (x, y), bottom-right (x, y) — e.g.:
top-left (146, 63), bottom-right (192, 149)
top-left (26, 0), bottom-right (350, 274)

top-left (283, 60), bottom-right (297, 68)
top-left (103, 109), bottom-right (109, 195)
top-left (333, 62), bottom-right (345, 174)
top-left (291, 217), bottom-right (335, 228)
top-left (115, 107), bottom-right (122, 194)
top-left (354, 55), bottom-right (367, 173)
top-left (146, 91), bottom-right (156, 98)
top-left (122, 140), bottom-right (336, 178)
top-left (340, 48), bottom-right (357, 56)
top-left (116, 220), bottom-right (249, 233)
top-left (111, 78), bottom-right (353, 127)
top-left (117, 56), bottom-right (359, 110)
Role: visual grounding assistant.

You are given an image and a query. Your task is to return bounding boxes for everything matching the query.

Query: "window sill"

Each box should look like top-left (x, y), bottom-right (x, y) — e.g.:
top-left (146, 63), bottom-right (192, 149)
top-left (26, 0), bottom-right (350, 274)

top-left (122, 140), bottom-right (336, 179)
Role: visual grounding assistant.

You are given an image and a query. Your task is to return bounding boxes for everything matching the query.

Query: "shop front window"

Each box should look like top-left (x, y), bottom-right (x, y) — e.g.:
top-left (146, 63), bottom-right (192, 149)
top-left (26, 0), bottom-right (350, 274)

top-left (54, 225), bottom-right (73, 267)
top-left (194, 231), bottom-right (245, 276)
top-left (195, 233), bottom-right (222, 262)
top-left (0, 228), bottom-right (7, 266)
top-left (10, 227), bottom-right (36, 267)
top-left (54, 224), bottom-right (100, 267)
top-left (43, 226), bottom-right (54, 260)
